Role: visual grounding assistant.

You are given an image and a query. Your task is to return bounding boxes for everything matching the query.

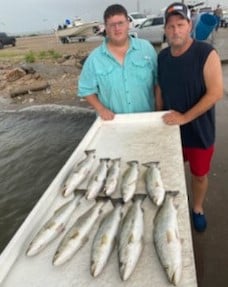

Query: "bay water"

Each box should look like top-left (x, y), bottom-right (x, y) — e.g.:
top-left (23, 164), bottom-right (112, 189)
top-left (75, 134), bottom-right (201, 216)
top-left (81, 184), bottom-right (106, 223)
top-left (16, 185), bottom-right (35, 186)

top-left (0, 105), bottom-right (96, 253)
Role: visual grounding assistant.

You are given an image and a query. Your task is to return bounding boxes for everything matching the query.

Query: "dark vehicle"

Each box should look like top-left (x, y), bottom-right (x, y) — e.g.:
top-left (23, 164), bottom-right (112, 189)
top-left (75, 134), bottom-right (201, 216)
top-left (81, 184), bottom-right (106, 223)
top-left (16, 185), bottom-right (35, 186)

top-left (0, 32), bottom-right (16, 49)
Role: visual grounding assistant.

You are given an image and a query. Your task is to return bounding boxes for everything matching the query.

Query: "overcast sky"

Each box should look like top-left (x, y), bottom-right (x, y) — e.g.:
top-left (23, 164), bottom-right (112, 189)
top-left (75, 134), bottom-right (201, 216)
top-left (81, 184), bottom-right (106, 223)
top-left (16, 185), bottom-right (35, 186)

top-left (0, 0), bottom-right (227, 34)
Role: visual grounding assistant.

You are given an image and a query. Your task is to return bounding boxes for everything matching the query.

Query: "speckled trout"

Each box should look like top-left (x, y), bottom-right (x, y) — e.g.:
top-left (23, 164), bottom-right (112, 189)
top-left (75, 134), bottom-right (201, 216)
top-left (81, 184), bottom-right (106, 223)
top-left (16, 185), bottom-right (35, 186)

top-left (26, 190), bottom-right (84, 256)
top-left (103, 158), bottom-right (121, 196)
top-left (90, 199), bottom-right (124, 277)
top-left (143, 161), bottom-right (165, 206)
top-left (62, 149), bottom-right (96, 197)
top-left (153, 191), bottom-right (182, 286)
top-left (120, 161), bottom-right (139, 203)
top-left (118, 194), bottom-right (145, 281)
top-left (86, 158), bottom-right (110, 200)
top-left (53, 197), bottom-right (109, 266)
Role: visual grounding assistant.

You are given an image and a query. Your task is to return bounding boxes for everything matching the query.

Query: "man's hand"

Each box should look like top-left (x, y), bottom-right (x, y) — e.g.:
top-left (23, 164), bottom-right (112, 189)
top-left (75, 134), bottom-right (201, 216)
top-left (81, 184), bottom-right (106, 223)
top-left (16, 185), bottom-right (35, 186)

top-left (98, 106), bottom-right (115, 120)
top-left (162, 110), bottom-right (188, 126)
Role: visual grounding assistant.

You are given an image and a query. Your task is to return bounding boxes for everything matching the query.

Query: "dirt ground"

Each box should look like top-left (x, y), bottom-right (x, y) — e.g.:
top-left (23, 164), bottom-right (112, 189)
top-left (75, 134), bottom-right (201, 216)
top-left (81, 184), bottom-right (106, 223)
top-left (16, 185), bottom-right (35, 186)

top-left (0, 34), bottom-right (103, 110)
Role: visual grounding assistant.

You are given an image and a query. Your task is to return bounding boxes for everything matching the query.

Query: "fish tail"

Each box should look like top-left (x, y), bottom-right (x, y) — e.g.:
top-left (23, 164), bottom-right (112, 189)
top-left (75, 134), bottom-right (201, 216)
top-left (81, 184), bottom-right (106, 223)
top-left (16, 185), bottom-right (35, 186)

top-left (110, 197), bottom-right (125, 207)
top-left (166, 190), bottom-right (179, 197)
top-left (126, 160), bottom-right (139, 165)
top-left (132, 193), bottom-right (147, 202)
top-left (73, 189), bottom-right (87, 198)
top-left (95, 195), bottom-right (110, 204)
top-left (85, 149), bottom-right (96, 155)
top-left (100, 158), bottom-right (110, 161)
top-left (142, 161), bottom-right (160, 168)
top-left (112, 157), bottom-right (121, 161)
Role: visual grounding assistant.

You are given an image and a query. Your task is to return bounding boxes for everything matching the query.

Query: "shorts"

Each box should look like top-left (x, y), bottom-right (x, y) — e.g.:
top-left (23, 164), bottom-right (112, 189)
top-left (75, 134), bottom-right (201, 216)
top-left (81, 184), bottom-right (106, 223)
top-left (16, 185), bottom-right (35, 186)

top-left (183, 145), bottom-right (214, 177)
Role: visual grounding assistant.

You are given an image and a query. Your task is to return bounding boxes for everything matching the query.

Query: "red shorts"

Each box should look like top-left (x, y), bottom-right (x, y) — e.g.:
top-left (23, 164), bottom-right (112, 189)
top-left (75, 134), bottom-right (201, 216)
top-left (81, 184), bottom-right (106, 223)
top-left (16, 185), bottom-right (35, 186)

top-left (183, 145), bottom-right (214, 177)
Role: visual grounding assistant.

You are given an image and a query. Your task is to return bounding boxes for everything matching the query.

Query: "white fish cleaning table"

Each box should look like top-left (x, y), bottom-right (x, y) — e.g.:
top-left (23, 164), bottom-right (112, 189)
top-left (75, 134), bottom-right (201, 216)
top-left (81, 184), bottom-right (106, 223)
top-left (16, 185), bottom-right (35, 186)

top-left (0, 112), bottom-right (197, 287)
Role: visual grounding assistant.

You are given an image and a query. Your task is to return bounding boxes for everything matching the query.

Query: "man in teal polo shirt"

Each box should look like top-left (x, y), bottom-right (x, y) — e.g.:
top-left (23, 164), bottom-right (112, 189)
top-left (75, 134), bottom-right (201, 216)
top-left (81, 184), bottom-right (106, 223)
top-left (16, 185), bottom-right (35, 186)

top-left (78, 4), bottom-right (158, 120)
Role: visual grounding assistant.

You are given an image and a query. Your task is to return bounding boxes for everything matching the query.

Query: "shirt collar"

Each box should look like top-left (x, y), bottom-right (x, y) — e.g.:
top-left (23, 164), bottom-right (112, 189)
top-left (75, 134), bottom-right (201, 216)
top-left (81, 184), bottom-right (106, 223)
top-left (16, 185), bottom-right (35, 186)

top-left (101, 36), bottom-right (138, 55)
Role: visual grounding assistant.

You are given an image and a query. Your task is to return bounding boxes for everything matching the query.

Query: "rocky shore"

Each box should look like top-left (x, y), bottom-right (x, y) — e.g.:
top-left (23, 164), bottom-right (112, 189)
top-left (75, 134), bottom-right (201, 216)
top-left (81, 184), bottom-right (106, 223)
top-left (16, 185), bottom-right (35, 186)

top-left (0, 34), bottom-right (102, 110)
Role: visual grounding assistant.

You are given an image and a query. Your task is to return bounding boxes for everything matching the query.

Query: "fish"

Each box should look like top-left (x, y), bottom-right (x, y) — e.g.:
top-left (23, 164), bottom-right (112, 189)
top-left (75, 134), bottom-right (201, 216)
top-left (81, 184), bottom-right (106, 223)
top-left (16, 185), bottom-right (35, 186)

top-left (120, 161), bottom-right (139, 203)
top-left (62, 149), bottom-right (96, 197)
top-left (118, 194), bottom-right (145, 281)
top-left (26, 190), bottom-right (84, 256)
top-left (103, 158), bottom-right (121, 196)
top-left (90, 198), bottom-right (124, 277)
top-left (153, 191), bottom-right (182, 286)
top-left (143, 161), bottom-right (165, 206)
top-left (53, 197), bottom-right (109, 266)
top-left (86, 158), bottom-right (110, 200)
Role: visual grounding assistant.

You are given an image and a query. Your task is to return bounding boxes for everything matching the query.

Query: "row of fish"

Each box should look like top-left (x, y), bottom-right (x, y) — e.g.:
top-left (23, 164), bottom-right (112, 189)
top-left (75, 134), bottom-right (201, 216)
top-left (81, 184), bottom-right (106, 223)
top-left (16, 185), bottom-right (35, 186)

top-left (61, 150), bottom-right (166, 207)
top-left (26, 194), bottom-right (145, 281)
top-left (26, 190), bottom-right (182, 285)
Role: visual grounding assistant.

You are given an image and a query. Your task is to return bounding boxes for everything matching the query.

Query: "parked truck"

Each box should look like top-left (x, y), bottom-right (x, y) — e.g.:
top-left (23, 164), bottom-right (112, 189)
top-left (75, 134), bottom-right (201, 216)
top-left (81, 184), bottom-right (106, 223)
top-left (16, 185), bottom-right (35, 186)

top-left (0, 32), bottom-right (16, 49)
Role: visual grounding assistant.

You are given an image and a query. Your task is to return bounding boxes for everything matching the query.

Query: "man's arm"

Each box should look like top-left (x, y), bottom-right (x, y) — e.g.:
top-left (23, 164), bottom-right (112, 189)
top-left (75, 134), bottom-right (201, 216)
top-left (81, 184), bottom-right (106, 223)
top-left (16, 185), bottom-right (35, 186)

top-left (163, 50), bottom-right (223, 125)
top-left (85, 94), bottom-right (115, 121)
top-left (155, 85), bottom-right (163, 111)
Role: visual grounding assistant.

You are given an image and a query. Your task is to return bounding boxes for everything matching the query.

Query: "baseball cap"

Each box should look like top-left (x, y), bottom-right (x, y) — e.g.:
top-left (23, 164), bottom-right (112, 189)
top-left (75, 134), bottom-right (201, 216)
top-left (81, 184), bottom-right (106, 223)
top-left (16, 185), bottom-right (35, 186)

top-left (165, 2), bottom-right (191, 24)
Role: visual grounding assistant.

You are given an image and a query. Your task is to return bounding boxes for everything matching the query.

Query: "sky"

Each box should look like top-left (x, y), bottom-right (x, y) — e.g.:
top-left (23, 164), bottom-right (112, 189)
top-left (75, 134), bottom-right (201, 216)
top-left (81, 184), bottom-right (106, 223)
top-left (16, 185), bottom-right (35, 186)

top-left (0, 0), bottom-right (227, 34)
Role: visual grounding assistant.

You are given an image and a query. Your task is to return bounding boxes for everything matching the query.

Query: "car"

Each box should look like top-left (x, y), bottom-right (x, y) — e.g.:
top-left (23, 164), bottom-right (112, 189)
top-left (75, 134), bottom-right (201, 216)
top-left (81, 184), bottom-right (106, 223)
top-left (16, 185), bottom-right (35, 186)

top-left (0, 32), bottom-right (16, 49)
top-left (221, 12), bottom-right (228, 27)
top-left (128, 12), bottom-right (148, 28)
top-left (129, 16), bottom-right (165, 44)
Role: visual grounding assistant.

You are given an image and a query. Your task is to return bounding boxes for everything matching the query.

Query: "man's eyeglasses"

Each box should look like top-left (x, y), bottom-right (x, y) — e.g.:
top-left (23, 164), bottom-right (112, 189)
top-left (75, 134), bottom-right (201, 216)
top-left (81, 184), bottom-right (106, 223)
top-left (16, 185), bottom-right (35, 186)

top-left (106, 21), bottom-right (128, 29)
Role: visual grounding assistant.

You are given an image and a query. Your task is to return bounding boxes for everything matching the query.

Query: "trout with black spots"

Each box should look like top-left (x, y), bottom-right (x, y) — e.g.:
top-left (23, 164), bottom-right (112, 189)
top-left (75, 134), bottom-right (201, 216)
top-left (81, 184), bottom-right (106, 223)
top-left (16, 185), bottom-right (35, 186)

top-left (118, 194), bottom-right (146, 281)
top-left (143, 161), bottom-right (165, 206)
top-left (26, 190), bottom-right (84, 256)
top-left (153, 191), bottom-right (182, 286)
top-left (53, 197), bottom-right (109, 266)
top-left (90, 199), bottom-right (124, 277)
top-left (120, 161), bottom-right (139, 203)
top-left (62, 149), bottom-right (96, 197)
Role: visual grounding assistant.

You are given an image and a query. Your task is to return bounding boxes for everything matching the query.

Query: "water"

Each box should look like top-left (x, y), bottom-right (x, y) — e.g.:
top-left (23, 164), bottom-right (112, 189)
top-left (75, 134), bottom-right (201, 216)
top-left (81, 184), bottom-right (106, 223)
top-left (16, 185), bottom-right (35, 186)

top-left (0, 105), bottom-right (96, 253)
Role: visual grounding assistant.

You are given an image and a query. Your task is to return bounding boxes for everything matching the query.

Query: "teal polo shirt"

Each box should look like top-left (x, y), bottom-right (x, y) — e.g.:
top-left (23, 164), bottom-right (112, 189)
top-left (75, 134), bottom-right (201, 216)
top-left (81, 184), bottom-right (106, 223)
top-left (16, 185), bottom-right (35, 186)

top-left (78, 37), bottom-right (157, 113)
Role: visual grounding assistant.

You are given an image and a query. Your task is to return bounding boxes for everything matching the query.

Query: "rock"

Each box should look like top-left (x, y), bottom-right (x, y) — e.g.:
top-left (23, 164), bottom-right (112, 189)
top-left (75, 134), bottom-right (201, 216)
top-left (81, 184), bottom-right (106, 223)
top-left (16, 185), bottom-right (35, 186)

top-left (6, 68), bottom-right (26, 82)
top-left (20, 64), bottom-right (36, 74)
top-left (10, 80), bottom-right (50, 98)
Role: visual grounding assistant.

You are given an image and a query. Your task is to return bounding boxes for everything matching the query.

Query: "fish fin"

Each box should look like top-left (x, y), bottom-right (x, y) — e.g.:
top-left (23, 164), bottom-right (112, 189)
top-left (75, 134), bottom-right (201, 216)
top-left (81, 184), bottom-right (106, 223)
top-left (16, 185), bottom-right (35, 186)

top-left (70, 230), bottom-right (79, 239)
top-left (128, 233), bottom-right (134, 244)
top-left (90, 260), bottom-right (96, 277)
top-left (171, 266), bottom-right (183, 286)
top-left (44, 221), bottom-right (56, 230)
top-left (56, 223), bottom-right (65, 233)
top-left (98, 208), bottom-right (104, 215)
top-left (101, 234), bottom-right (108, 245)
top-left (166, 229), bottom-right (176, 243)
top-left (61, 186), bottom-right (67, 197)
top-left (81, 236), bottom-right (89, 245)
top-left (94, 175), bottom-right (99, 181)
